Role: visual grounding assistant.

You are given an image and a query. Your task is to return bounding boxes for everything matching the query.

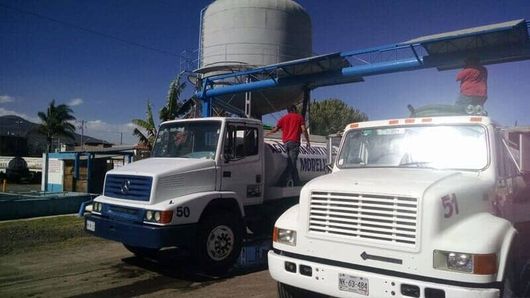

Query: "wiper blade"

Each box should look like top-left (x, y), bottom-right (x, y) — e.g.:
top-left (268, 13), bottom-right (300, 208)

top-left (399, 161), bottom-right (431, 168)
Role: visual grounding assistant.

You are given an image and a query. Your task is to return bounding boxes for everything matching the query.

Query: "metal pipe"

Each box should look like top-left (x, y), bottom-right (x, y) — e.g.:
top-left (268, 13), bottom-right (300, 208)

top-left (198, 7), bottom-right (206, 68)
top-left (198, 57), bottom-right (424, 99)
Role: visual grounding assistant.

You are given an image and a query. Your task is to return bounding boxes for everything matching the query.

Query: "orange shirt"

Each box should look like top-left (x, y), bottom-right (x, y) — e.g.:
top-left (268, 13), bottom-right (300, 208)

top-left (456, 65), bottom-right (488, 97)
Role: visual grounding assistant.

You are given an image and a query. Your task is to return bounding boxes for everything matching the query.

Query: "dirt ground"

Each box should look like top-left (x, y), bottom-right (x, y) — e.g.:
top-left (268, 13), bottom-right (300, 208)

top-left (0, 216), bottom-right (277, 298)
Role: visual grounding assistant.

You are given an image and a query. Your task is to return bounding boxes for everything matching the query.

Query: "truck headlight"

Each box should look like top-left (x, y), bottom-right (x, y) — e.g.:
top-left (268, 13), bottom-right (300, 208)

top-left (433, 250), bottom-right (497, 274)
top-left (145, 210), bottom-right (154, 221)
top-left (144, 210), bottom-right (173, 224)
top-left (92, 202), bottom-right (103, 214)
top-left (273, 227), bottom-right (297, 246)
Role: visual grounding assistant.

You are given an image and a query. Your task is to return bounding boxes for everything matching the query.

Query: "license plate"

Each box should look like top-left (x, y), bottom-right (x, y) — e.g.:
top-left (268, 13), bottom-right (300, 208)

top-left (338, 273), bottom-right (369, 296)
top-left (86, 220), bottom-right (95, 232)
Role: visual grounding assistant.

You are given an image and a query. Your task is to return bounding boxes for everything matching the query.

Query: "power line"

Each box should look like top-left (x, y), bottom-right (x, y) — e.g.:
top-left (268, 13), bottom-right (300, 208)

top-left (0, 2), bottom-right (179, 57)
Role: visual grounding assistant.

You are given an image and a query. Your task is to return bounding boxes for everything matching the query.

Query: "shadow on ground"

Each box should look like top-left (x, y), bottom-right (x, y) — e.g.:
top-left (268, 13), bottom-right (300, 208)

top-left (70, 249), bottom-right (268, 298)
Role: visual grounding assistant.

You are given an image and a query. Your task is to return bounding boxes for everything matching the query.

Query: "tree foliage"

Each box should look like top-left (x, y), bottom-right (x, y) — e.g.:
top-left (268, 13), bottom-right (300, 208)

top-left (133, 74), bottom-right (187, 149)
top-left (37, 100), bottom-right (76, 152)
top-left (132, 101), bottom-right (157, 150)
top-left (307, 98), bottom-right (368, 135)
top-left (159, 75), bottom-right (186, 122)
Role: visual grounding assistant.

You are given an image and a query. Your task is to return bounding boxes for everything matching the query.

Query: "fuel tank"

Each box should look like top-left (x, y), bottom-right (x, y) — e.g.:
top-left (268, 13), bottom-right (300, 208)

top-left (263, 138), bottom-right (328, 186)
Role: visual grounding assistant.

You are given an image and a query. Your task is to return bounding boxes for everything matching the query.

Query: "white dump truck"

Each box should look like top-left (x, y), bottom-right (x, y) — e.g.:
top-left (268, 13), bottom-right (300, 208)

top-left (269, 114), bottom-right (530, 297)
top-left (84, 117), bottom-right (327, 272)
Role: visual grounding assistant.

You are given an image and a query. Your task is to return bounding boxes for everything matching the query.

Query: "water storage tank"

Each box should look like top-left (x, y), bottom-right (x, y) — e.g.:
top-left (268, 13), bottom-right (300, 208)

top-left (196, 0), bottom-right (312, 117)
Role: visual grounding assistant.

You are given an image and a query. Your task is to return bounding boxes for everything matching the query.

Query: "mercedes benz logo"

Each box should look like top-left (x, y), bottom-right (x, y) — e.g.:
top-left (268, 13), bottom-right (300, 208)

top-left (120, 179), bottom-right (131, 194)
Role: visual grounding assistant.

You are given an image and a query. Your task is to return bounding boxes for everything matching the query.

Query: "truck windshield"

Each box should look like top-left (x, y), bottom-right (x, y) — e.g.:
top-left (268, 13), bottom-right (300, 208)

top-left (152, 121), bottom-right (221, 159)
top-left (337, 125), bottom-right (488, 170)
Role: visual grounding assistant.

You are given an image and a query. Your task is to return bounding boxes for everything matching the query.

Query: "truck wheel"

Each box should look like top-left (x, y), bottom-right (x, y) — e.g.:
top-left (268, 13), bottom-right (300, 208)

top-left (195, 212), bottom-right (243, 274)
top-left (278, 282), bottom-right (327, 298)
top-left (501, 255), bottom-right (526, 298)
top-left (504, 259), bottom-right (530, 298)
top-left (123, 244), bottom-right (158, 259)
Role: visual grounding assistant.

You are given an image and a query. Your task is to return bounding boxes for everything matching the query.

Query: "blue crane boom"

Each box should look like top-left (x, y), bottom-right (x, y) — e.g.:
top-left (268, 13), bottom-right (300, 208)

top-left (196, 19), bottom-right (530, 117)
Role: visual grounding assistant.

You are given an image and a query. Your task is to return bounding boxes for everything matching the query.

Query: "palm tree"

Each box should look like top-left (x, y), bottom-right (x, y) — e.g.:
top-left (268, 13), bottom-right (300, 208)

top-left (38, 100), bottom-right (76, 191)
top-left (37, 100), bottom-right (77, 152)
top-left (159, 74), bottom-right (186, 122)
top-left (132, 101), bottom-right (157, 150)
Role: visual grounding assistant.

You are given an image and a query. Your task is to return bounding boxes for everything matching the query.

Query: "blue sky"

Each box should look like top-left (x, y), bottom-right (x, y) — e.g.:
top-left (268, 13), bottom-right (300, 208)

top-left (1, 0), bottom-right (530, 144)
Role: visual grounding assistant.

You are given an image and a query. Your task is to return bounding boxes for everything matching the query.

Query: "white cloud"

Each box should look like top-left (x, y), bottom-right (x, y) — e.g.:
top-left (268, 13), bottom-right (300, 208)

top-left (82, 120), bottom-right (137, 145)
top-left (68, 98), bottom-right (84, 107)
top-left (0, 95), bottom-right (15, 104)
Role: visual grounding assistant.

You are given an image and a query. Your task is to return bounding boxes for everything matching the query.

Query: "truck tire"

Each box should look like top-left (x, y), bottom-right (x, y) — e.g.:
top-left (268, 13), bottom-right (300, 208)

top-left (278, 282), bottom-right (327, 298)
top-left (505, 259), bottom-right (530, 298)
top-left (194, 212), bottom-right (243, 274)
top-left (123, 244), bottom-right (159, 259)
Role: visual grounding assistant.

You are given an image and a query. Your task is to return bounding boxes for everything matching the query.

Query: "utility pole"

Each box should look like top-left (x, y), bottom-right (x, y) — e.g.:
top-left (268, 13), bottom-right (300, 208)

top-left (79, 120), bottom-right (86, 151)
top-left (15, 119), bottom-right (23, 156)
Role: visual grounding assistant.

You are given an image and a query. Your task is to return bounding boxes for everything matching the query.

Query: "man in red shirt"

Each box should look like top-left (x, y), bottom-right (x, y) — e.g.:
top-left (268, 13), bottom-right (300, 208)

top-left (456, 56), bottom-right (488, 113)
top-left (267, 105), bottom-right (310, 186)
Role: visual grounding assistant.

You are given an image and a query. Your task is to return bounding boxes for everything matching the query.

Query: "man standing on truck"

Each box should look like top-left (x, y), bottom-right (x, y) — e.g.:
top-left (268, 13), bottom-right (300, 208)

top-left (456, 56), bottom-right (488, 113)
top-left (267, 105), bottom-right (310, 186)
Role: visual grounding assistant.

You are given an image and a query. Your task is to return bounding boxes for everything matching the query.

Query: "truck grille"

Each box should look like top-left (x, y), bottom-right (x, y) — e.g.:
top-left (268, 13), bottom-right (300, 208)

top-left (103, 204), bottom-right (144, 222)
top-left (104, 175), bottom-right (152, 201)
top-left (309, 191), bottom-right (419, 248)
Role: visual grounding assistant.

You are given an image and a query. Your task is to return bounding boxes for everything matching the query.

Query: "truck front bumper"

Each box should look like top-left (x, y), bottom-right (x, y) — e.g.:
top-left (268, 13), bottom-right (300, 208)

top-left (85, 215), bottom-right (197, 249)
top-left (268, 249), bottom-right (500, 298)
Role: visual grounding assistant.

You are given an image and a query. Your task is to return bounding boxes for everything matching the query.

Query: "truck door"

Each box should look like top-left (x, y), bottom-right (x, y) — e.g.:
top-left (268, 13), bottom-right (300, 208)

top-left (494, 131), bottom-right (529, 221)
top-left (220, 123), bottom-right (264, 205)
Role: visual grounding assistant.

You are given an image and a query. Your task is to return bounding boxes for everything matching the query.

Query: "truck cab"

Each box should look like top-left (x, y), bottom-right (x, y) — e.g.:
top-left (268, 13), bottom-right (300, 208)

top-left (85, 117), bottom-right (327, 272)
top-left (269, 115), bottom-right (530, 297)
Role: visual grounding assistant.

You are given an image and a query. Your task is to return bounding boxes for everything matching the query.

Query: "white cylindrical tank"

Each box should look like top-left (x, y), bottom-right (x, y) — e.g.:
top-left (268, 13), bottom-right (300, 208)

top-left (197, 0), bottom-right (312, 117)
top-left (264, 138), bottom-right (327, 187)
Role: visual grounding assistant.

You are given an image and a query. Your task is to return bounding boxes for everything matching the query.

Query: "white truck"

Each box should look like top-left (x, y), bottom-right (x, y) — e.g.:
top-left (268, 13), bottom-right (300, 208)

top-left (269, 114), bottom-right (530, 297)
top-left (84, 117), bottom-right (328, 272)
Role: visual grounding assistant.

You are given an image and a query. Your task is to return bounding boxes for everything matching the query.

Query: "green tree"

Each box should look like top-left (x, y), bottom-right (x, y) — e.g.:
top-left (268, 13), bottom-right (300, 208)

top-left (132, 101), bottom-right (157, 150)
top-left (159, 74), bottom-right (186, 122)
top-left (37, 100), bottom-right (76, 152)
top-left (133, 74), bottom-right (187, 149)
top-left (307, 98), bottom-right (368, 135)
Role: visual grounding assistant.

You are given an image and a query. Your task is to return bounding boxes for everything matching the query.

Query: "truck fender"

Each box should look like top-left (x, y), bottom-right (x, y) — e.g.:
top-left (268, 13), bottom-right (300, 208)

top-left (274, 204), bottom-right (299, 231)
top-left (433, 212), bottom-right (516, 281)
top-left (163, 191), bottom-right (244, 225)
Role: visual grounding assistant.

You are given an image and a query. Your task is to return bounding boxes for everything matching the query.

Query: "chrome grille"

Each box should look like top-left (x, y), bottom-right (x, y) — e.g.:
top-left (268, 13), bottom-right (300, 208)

top-left (309, 191), bottom-right (419, 247)
top-left (104, 175), bottom-right (152, 201)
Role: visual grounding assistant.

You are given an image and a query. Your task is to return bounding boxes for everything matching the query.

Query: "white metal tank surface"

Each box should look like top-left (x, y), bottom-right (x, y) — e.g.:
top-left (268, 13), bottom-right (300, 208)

top-left (264, 138), bottom-right (327, 187)
top-left (197, 0), bottom-right (313, 117)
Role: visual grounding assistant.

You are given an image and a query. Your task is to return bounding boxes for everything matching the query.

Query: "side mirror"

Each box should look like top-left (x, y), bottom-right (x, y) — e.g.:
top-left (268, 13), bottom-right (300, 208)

top-left (520, 133), bottom-right (530, 173)
top-left (223, 153), bottom-right (231, 163)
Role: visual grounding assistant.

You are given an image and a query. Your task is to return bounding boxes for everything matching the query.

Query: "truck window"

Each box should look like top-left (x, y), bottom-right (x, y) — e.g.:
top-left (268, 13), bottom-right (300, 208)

top-left (224, 126), bottom-right (258, 160)
top-left (152, 121), bottom-right (221, 159)
top-left (497, 134), bottom-right (520, 178)
top-left (337, 125), bottom-right (488, 170)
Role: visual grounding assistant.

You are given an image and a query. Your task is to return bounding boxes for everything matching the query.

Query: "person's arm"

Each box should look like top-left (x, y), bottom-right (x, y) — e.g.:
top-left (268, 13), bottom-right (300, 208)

top-left (456, 69), bottom-right (468, 82)
top-left (301, 124), bottom-right (310, 147)
top-left (266, 126), bottom-right (279, 137)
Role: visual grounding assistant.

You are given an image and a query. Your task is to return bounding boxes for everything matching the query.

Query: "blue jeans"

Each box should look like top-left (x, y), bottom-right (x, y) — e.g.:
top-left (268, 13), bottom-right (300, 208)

top-left (456, 94), bottom-right (487, 115)
top-left (456, 94), bottom-right (486, 106)
top-left (279, 141), bottom-right (300, 186)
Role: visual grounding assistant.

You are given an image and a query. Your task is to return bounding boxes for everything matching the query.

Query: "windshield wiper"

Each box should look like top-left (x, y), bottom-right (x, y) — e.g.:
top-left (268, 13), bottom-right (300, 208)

top-left (399, 161), bottom-right (431, 168)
